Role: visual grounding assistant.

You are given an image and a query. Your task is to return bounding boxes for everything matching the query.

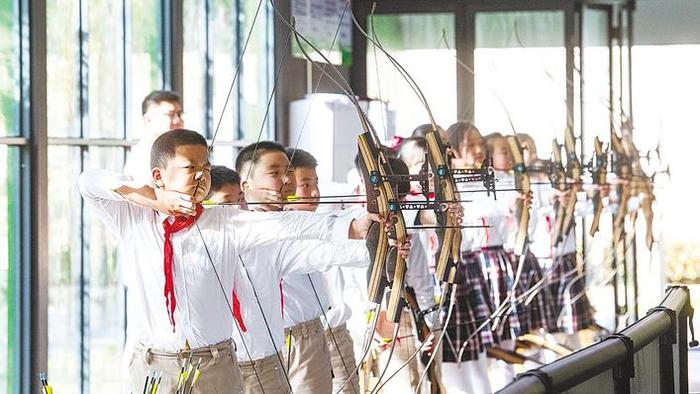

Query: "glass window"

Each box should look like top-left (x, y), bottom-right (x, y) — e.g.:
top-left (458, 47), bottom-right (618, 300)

top-left (579, 7), bottom-right (616, 329)
top-left (46, 0), bottom-right (80, 138)
top-left (87, 147), bottom-right (125, 392)
top-left (581, 9), bottom-right (611, 149)
top-left (183, 0), bottom-right (274, 150)
top-left (128, 0), bottom-right (164, 139)
top-left (0, 145), bottom-right (19, 392)
top-left (0, 1), bottom-right (20, 137)
top-left (239, 0), bottom-right (273, 142)
top-left (183, 0), bottom-right (209, 135)
top-left (367, 13), bottom-right (457, 137)
top-left (46, 1), bottom-right (163, 391)
top-left (474, 11), bottom-right (566, 157)
top-left (1, 1), bottom-right (21, 391)
top-left (47, 145), bottom-right (82, 390)
top-left (88, 0), bottom-right (125, 139)
top-left (632, 44), bottom-right (700, 307)
top-left (212, 0), bottom-right (237, 142)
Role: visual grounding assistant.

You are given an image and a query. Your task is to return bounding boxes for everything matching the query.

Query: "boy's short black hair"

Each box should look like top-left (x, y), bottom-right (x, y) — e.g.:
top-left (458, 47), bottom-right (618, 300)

top-left (209, 165), bottom-right (241, 194)
top-left (142, 90), bottom-right (182, 115)
top-left (286, 148), bottom-right (318, 169)
top-left (234, 141), bottom-right (287, 174)
top-left (446, 121), bottom-right (478, 151)
top-left (150, 129), bottom-right (207, 169)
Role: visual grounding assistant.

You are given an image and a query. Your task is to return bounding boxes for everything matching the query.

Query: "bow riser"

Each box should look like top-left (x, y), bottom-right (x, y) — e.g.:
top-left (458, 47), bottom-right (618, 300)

top-left (507, 136), bottom-right (531, 256)
top-left (561, 127), bottom-right (582, 238)
top-left (425, 130), bottom-right (461, 283)
top-left (550, 139), bottom-right (567, 245)
top-left (589, 137), bottom-right (608, 237)
top-left (358, 132), bottom-right (408, 323)
top-left (358, 134), bottom-right (392, 305)
top-left (611, 131), bottom-right (631, 246)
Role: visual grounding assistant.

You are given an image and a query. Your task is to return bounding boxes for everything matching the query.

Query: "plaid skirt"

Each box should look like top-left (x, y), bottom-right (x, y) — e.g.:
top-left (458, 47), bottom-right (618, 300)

top-left (476, 247), bottom-right (530, 341)
top-left (442, 252), bottom-right (495, 362)
top-left (508, 250), bottom-right (556, 333)
top-left (546, 252), bottom-right (595, 333)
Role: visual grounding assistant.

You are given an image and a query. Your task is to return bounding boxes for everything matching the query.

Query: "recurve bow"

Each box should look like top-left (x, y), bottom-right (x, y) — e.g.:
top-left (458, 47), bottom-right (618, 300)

top-left (550, 139), bottom-right (567, 247)
top-left (589, 137), bottom-right (608, 237)
top-left (507, 135), bottom-right (532, 257)
top-left (561, 126), bottom-right (582, 240)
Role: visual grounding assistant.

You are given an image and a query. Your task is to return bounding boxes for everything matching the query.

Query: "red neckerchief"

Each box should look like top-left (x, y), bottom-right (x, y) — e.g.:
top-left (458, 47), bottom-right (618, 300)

top-left (161, 204), bottom-right (203, 332)
top-left (232, 289), bottom-right (247, 332)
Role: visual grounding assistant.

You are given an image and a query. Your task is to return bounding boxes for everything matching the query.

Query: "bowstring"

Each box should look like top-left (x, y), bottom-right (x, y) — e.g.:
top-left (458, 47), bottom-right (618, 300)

top-left (238, 255), bottom-right (294, 392)
top-left (306, 274), bottom-right (358, 394)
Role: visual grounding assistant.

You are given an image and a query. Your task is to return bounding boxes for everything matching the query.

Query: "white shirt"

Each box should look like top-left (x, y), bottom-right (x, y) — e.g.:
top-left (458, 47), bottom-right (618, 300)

top-left (460, 171), bottom-right (517, 251)
top-left (529, 181), bottom-right (557, 260)
top-left (320, 267), bottom-right (354, 328)
top-left (123, 136), bottom-right (157, 187)
top-left (79, 169), bottom-right (356, 352)
top-left (530, 181), bottom-right (598, 258)
top-left (281, 272), bottom-right (328, 329)
top-left (234, 240), bottom-right (368, 361)
top-left (316, 206), bottom-right (370, 330)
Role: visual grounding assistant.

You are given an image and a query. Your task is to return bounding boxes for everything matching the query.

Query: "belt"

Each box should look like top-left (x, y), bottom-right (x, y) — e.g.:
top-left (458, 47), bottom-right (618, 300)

top-left (239, 351), bottom-right (282, 369)
top-left (137, 339), bottom-right (234, 364)
top-left (285, 317), bottom-right (323, 338)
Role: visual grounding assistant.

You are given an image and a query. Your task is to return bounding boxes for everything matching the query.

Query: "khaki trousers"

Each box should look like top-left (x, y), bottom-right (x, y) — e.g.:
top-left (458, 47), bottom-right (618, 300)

top-left (239, 351), bottom-right (291, 394)
top-left (127, 339), bottom-right (243, 394)
top-left (376, 310), bottom-right (424, 393)
top-left (325, 323), bottom-right (360, 394)
top-left (285, 318), bottom-right (333, 394)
